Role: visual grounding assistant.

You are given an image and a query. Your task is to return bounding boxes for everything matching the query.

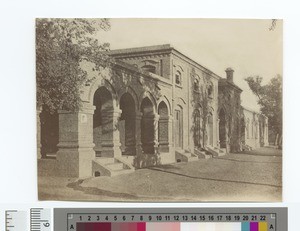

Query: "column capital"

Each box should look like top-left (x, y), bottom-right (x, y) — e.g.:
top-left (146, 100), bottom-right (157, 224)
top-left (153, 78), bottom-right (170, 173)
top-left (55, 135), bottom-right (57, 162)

top-left (58, 105), bottom-right (96, 115)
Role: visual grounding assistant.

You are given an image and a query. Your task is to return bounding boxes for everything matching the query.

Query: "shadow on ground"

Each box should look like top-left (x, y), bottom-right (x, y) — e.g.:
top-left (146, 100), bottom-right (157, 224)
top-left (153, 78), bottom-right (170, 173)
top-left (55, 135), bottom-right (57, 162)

top-left (148, 167), bottom-right (282, 188)
top-left (66, 179), bottom-right (139, 200)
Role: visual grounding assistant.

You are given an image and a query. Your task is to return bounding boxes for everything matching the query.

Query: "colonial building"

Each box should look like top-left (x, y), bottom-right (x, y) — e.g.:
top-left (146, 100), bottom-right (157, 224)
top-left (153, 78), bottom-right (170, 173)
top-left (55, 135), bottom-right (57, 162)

top-left (242, 107), bottom-right (269, 149)
top-left (37, 44), bottom-right (268, 178)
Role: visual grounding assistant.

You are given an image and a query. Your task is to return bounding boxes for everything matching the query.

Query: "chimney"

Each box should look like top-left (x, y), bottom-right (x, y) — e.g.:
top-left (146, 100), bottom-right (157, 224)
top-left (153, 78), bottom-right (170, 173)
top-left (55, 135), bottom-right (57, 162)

top-left (225, 67), bottom-right (234, 82)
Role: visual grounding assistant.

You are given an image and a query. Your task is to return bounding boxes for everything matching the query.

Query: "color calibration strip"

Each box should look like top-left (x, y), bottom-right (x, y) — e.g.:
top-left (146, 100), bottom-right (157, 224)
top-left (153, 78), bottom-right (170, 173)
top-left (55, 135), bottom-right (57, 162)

top-left (76, 222), bottom-right (268, 231)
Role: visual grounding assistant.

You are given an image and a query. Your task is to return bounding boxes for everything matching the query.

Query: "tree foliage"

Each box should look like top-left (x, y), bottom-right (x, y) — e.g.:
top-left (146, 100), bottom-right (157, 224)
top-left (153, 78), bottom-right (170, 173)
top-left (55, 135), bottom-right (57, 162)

top-left (245, 75), bottom-right (282, 136)
top-left (36, 18), bottom-right (111, 113)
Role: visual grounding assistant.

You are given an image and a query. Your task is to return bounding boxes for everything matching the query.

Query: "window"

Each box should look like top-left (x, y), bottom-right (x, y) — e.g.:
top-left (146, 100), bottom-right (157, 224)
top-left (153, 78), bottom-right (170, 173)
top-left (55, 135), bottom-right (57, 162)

top-left (194, 78), bottom-right (199, 91)
top-left (208, 84), bottom-right (213, 98)
top-left (175, 71), bottom-right (182, 86)
top-left (142, 65), bottom-right (156, 74)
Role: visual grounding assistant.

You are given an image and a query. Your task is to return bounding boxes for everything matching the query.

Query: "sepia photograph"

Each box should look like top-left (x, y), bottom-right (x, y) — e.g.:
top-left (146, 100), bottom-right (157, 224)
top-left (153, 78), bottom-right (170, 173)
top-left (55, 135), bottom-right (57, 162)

top-left (37, 18), bottom-right (282, 202)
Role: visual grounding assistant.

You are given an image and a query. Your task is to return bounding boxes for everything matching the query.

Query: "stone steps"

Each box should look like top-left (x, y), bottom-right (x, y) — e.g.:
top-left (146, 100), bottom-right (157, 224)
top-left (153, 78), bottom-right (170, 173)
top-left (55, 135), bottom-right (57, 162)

top-left (92, 157), bottom-right (134, 177)
top-left (194, 149), bottom-right (213, 159)
top-left (106, 162), bottom-right (124, 171)
top-left (205, 146), bottom-right (226, 157)
top-left (175, 149), bottom-right (199, 162)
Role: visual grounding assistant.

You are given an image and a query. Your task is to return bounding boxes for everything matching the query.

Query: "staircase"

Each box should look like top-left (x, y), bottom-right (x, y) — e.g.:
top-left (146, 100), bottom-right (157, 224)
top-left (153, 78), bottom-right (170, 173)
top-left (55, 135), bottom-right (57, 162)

top-left (194, 148), bottom-right (213, 159)
top-left (92, 157), bottom-right (134, 177)
top-left (205, 146), bottom-right (226, 157)
top-left (175, 149), bottom-right (199, 162)
top-left (241, 143), bottom-right (252, 151)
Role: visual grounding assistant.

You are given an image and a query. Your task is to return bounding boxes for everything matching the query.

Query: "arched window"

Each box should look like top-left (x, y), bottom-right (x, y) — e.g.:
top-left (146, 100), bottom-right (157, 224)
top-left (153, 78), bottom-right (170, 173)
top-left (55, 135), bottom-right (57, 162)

top-left (207, 83), bottom-right (213, 98)
top-left (175, 71), bottom-right (182, 86)
top-left (194, 78), bottom-right (199, 91)
top-left (142, 65), bottom-right (156, 74)
top-left (194, 109), bottom-right (201, 148)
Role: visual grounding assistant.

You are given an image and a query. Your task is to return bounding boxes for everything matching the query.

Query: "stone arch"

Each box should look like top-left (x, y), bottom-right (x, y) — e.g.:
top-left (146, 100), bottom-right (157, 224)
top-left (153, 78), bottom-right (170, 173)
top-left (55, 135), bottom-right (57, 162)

top-left (93, 86), bottom-right (116, 157)
top-left (219, 108), bottom-right (227, 148)
top-left (119, 92), bottom-right (137, 155)
top-left (193, 108), bottom-right (202, 148)
top-left (88, 78), bottom-right (118, 107)
top-left (174, 97), bottom-right (187, 107)
top-left (207, 81), bottom-right (214, 98)
top-left (140, 97), bottom-right (156, 154)
top-left (174, 64), bottom-right (184, 72)
top-left (139, 91), bottom-right (157, 114)
top-left (157, 96), bottom-right (171, 116)
top-left (118, 86), bottom-right (139, 112)
top-left (174, 104), bottom-right (184, 149)
top-left (207, 111), bottom-right (214, 147)
top-left (158, 101), bottom-right (170, 152)
top-left (158, 101), bottom-right (168, 117)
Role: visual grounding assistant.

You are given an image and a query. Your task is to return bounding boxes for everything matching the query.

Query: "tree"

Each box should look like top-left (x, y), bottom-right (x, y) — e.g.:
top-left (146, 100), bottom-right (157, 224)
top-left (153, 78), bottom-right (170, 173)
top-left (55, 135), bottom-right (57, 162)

top-left (245, 75), bottom-right (282, 146)
top-left (36, 18), bottom-right (111, 113)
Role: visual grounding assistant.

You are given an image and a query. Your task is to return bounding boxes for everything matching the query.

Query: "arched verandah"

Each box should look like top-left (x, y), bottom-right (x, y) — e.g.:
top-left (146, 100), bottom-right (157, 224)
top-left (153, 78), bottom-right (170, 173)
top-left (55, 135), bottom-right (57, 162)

top-left (219, 108), bottom-right (227, 148)
top-left (93, 86), bottom-right (116, 157)
top-left (141, 97), bottom-right (157, 154)
top-left (119, 92), bottom-right (136, 156)
top-left (207, 112), bottom-right (214, 147)
top-left (193, 108), bottom-right (202, 149)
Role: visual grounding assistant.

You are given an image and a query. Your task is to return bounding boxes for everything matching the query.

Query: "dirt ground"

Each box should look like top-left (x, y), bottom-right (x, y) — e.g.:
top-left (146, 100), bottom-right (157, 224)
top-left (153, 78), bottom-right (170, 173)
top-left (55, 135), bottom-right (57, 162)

top-left (38, 147), bottom-right (282, 202)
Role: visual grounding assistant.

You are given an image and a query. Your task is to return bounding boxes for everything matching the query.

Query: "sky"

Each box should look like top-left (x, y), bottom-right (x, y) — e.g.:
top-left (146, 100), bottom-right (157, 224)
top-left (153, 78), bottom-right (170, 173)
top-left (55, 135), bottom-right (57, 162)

top-left (97, 18), bottom-right (283, 111)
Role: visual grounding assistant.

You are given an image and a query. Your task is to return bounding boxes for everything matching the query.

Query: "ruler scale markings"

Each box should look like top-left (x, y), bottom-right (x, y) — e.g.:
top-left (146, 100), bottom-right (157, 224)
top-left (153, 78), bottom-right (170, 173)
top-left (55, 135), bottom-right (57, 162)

top-left (30, 208), bottom-right (52, 231)
top-left (5, 210), bottom-right (28, 231)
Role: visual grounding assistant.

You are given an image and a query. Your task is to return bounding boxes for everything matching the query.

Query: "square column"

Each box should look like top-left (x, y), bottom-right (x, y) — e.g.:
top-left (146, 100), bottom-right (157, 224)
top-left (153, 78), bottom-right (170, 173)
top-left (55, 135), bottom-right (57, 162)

top-left (153, 113), bottom-right (160, 154)
top-left (100, 109), bottom-right (122, 158)
top-left (141, 113), bottom-right (159, 154)
top-left (56, 105), bottom-right (95, 178)
top-left (158, 115), bottom-right (173, 153)
top-left (216, 118), bottom-right (220, 148)
top-left (135, 112), bottom-right (143, 157)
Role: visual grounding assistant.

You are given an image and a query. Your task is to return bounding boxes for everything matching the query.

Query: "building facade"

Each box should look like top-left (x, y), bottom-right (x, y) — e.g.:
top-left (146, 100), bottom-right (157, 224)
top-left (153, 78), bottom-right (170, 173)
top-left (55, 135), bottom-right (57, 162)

top-left (37, 44), bottom-right (268, 178)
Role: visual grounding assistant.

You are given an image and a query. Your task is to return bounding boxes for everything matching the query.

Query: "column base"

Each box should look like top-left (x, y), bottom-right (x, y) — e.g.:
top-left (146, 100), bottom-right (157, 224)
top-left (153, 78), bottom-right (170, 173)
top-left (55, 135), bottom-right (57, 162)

top-left (101, 141), bottom-right (122, 158)
top-left (56, 147), bottom-right (95, 178)
top-left (159, 142), bottom-right (169, 153)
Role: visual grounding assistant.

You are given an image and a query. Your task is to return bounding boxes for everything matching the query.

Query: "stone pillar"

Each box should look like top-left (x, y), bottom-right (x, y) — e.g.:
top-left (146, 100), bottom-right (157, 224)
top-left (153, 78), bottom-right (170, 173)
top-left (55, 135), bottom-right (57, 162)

top-left (141, 113), bottom-right (157, 154)
top-left (216, 118), bottom-right (220, 148)
top-left (158, 115), bottom-right (171, 153)
top-left (168, 116), bottom-right (174, 154)
top-left (37, 107), bottom-right (42, 159)
top-left (153, 113), bottom-right (160, 154)
top-left (56, 104), bottom-right (95, 178)
top-left (100, 108), bottom-right (122, 158)
top-left (135, 112), bottom-right (143, 157)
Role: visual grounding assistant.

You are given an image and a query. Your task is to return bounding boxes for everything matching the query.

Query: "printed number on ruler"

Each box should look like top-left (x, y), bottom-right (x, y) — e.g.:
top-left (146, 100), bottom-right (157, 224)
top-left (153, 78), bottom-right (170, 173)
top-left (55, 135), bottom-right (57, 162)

top-left (30, 208), bottom-right (52, 231)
